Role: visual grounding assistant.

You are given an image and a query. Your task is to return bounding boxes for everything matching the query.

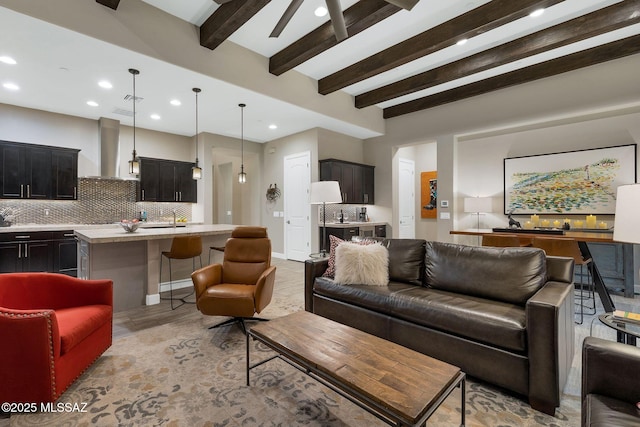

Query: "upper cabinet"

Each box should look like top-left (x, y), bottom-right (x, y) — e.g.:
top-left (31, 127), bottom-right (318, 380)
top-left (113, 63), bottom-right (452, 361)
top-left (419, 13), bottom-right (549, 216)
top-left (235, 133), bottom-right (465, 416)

top-left (0, 141), bottom-right (79, 200)
top-left (319, 158), bottom-right (375, 204)
top-left (139, 157), bottom-right (197, 203)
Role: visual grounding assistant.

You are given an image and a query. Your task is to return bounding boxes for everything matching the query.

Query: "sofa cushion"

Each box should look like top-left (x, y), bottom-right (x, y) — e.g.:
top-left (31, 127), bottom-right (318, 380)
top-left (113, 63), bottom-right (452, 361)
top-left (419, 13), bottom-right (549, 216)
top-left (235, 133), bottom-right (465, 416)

top-left (380, 239), bottom-right (426, 286)
top-left (425, 241), bottom-right (547, 306)
top-left (313, 278), bottom-right (527, 352)
top-left (585, 394), bottom-right (640, 427)
top-left (55, 305), bottom-right (112, 355)
top-left (334, 242), bottom-right (389, 286)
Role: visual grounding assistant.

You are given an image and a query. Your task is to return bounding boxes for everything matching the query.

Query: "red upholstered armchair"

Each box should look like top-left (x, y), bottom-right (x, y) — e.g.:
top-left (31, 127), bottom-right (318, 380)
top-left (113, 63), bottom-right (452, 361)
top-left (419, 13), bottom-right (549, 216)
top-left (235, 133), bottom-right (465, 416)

top-left (0, 273), bottom-right (113, 404)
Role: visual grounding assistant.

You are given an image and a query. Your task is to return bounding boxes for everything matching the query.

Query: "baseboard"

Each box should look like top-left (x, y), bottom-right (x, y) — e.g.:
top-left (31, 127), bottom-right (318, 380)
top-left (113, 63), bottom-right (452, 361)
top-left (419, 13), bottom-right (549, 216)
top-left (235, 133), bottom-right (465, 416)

top-left (272, 252), bottom-right (285, 259)
top-left (159, 279), bottom-right (192, 293)
top-left (146, 293), bottom-right (160, 306)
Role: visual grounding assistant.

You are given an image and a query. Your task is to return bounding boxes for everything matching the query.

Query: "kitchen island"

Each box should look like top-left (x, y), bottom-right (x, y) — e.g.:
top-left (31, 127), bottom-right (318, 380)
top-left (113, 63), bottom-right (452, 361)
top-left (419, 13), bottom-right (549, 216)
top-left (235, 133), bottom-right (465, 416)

top-left (75, 224), bottom-right (236, 311)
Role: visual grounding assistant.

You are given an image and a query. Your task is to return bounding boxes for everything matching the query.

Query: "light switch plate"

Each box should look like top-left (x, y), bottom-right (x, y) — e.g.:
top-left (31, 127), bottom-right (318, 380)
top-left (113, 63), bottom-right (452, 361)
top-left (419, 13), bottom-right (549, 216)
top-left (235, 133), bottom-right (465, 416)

top-left (440, 212), bottom-right (450, 219)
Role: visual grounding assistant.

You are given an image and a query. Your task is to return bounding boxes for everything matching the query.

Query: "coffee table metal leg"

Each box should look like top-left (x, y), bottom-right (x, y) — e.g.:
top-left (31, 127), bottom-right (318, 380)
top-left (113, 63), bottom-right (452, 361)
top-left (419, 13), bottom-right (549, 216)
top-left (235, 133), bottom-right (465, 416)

top-left (460, 376), bottom-right (465, 427)
top-left (246, 331), bottom-right (250, 386)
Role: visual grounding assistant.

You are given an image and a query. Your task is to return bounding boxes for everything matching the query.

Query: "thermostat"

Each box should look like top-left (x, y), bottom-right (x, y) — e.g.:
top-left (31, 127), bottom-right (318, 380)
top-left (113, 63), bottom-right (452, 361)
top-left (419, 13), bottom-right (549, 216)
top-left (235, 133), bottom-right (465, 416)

top-left (440, 200), bottom-right (449, 208)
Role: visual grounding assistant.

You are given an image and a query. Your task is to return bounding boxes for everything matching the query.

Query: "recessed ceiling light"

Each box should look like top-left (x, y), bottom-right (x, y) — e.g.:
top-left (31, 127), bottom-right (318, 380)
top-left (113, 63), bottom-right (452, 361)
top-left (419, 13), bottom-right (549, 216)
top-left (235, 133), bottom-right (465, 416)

top-left (529, 8), bottom-right (544, 18)
top-left (98, 80), bottom-right (112, 89)
top-left (0, 56), bottom-right (16, 65)
top-left (315, 6), bottom-right (328, 17)
top-left (170, 99), bottom-right (181, 106)
top-left (269, 124), bottom-right (278, 130)
top-left (456, 38), bottom-right (468, 46)
top-left (2, 82), bottom-right (19, 91)
top-left (86, 100), bottom-right (99, 107)
top-left (150, 114), bottom-right (161, 120)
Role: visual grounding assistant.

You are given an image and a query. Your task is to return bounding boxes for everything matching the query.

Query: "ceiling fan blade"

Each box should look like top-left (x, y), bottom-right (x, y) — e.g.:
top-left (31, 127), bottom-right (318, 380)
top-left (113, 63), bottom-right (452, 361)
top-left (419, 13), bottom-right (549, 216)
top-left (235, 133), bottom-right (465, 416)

top-left (384, 0), bottom-right (419, 11)
top-left (269, 0), bottom-right (304, 38)
top-left (326, 0), bottom-right (348, 42)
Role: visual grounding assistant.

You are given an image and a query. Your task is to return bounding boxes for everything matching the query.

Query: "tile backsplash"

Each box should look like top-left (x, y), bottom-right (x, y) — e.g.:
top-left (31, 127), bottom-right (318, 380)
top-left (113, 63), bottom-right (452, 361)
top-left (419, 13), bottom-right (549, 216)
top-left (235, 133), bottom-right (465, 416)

top-left (0, 178), bottom-right (192, 225)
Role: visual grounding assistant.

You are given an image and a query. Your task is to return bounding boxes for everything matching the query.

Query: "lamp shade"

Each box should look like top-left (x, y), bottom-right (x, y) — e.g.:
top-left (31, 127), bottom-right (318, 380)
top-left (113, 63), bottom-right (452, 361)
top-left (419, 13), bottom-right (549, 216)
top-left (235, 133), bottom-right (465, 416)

top-left (310, 181), bottom-right (342, 204)
top-left (613, 183), bottom-right (640, 244)
top-left (464, 197), bottom-right (492, 213)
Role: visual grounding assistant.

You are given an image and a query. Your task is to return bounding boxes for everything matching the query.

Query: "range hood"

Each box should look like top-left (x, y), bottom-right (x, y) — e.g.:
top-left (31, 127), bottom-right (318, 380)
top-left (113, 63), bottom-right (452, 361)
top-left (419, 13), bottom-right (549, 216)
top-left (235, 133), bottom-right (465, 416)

top-left (83, 117), bottom-right (136, 180)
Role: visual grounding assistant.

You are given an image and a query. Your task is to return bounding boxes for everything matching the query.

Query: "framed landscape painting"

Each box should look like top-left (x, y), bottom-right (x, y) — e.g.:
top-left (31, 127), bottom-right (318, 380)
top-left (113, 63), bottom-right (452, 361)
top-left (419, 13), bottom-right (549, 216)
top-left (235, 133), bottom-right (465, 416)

top-left (504, 144), bottom-right (637, 214)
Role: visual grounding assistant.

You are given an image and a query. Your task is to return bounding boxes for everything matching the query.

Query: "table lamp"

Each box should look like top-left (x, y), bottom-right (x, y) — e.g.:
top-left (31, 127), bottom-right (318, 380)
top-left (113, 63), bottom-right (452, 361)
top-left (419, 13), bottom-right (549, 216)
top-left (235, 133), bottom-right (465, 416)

top-left (310, 181), bottom-right (343, 256)
top-left (613, 183), bottom-right (640, 244)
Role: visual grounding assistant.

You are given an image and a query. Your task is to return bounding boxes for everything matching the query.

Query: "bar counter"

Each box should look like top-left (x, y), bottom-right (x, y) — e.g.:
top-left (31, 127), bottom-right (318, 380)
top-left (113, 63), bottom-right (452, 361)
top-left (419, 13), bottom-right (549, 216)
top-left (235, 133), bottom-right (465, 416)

top-left (75, 224), bottom-right (236, 312)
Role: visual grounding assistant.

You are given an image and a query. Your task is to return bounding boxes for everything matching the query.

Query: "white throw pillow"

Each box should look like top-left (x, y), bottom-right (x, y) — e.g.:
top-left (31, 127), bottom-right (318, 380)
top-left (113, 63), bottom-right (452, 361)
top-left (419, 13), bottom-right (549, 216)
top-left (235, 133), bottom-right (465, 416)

top-left (334, 242), bottom-right (389, 286)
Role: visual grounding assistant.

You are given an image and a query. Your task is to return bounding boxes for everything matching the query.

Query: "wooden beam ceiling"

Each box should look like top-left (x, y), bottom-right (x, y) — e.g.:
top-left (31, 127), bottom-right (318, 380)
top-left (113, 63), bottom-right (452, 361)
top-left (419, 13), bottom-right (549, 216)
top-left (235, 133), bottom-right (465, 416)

top-left (356, 0), bottom-right (640, 109)
top-left (95, 0), bottom-right (120, 10)
top-left (200, 0), bottom-right (272, 51)
top-left (383, 34), bottom-right (640, 119)
top-left (318, 0), bottom-right (564, 96)
top-left (269, 0), bottom-right (401, 76)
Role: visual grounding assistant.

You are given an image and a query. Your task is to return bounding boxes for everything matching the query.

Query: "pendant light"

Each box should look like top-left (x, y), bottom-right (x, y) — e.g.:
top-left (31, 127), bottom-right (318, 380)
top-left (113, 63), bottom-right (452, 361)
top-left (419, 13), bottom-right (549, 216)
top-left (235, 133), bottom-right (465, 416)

top-left (128, 68), bottom-right (140, 175)
top-left (238, 103), bottom-right (247, 184)
top-left (191, 88), bottom-right (202, 180)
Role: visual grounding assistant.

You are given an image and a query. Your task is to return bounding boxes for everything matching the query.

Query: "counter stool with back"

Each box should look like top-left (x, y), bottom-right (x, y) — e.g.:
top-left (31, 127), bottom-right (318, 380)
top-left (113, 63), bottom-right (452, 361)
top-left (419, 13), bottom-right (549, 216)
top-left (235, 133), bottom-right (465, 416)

top-left (160, 235), bottom-right (203, 310)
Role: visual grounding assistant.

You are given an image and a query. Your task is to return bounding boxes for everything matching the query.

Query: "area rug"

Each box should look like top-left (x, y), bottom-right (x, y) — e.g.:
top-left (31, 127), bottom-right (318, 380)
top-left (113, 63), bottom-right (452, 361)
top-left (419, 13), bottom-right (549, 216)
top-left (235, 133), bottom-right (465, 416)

top-left (4, 308), bottom-right (581, 426)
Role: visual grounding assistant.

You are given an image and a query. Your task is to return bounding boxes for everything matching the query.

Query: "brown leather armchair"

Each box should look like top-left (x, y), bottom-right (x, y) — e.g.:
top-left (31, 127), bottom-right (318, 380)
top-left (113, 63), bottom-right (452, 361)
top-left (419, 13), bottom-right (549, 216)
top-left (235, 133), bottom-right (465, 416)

top-left (191, 226), bottom-right (276, 334)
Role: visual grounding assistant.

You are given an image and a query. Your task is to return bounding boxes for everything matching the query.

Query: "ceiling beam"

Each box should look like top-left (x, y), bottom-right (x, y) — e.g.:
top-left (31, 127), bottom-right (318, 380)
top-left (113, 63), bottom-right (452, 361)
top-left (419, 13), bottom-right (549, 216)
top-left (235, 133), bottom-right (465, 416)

top-left (200, 0), bottom-right (272, 51)
top-left (318, 0), bottom-right (564, 95)
top-left (357, 0), bottom-right (640, 108)
top-left (269, 0), bottom-right (401, 76)
top-left (383, 34), bottom-right (640, 119)
top-left (95, 0), bottom-right (120, 10)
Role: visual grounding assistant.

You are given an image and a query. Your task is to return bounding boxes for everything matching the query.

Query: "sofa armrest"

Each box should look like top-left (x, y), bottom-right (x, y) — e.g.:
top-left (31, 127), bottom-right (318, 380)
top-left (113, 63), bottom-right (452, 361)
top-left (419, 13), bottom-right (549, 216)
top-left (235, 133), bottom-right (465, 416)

top-left (0, 308), bottom-right (60, 403)
top-left (582, 336), bottom-right (640, 404)
top-left (191, 264), bottom-right (222, 300)
top-left (526, 280), bottom-right (574, 415)
top-left (545, 256), bottom-right (574, 283)
top-left (304, 259), bottom-right (329, 312)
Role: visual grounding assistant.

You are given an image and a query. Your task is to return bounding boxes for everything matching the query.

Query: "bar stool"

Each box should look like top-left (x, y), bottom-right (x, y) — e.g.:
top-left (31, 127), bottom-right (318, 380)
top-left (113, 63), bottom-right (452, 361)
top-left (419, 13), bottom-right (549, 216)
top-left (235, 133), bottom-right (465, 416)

top-left (160, 235), bottom-right (202, 310)
top-left (208, 245), bottom-right (225, 264)
top-left (532, 237), bottom-right (595, 324)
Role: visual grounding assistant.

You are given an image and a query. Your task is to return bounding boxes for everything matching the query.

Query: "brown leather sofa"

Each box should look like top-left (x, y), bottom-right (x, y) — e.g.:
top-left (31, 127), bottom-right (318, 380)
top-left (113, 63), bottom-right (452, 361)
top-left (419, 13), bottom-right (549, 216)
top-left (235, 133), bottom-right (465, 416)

top-left (582, 337), bottom-right (640, 426)
top-left (305, 239), bottom-right (575, 416)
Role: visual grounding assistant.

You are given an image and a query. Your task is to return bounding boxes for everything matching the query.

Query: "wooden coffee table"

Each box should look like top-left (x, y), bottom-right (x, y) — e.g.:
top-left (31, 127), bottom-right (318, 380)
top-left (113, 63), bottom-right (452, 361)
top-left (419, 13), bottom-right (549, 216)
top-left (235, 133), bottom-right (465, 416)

top-left (246, 311), bottom-right (465, 426)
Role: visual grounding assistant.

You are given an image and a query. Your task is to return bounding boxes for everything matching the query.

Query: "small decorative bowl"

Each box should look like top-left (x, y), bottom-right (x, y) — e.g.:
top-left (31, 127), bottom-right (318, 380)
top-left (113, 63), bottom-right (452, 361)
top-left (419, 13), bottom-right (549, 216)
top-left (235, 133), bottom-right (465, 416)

top-left (120, 220), bottom-right (140, 233)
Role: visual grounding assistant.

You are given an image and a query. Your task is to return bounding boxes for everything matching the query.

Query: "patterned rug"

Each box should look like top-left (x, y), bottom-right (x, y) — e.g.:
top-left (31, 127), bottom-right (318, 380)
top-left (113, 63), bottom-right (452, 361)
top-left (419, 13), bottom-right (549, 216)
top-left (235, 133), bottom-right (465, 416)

top-left (3, 300), bottom-right (581, 426)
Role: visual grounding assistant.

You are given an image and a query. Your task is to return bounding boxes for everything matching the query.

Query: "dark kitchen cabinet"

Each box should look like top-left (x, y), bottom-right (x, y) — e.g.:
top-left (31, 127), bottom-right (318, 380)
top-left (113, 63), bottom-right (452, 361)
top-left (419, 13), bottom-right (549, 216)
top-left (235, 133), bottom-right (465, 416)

top-left (0, 141), bottom-right (78, 200)
top-left (52, 231), bottom-right (78, 277)
top-left (320, 226), bottom-right (360, 254)
top-left (319, 159), bottom-right (374, 204)
top-left (139, 157), bottom-right (197, 203)
top-left (0, 232), bottom-right (53, 273)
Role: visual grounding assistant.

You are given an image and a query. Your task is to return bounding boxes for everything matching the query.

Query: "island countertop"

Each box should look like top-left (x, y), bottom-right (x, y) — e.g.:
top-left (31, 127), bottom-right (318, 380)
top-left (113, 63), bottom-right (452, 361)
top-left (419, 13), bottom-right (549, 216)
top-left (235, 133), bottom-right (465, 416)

top-left (75, 224), bottom-right (237, 244)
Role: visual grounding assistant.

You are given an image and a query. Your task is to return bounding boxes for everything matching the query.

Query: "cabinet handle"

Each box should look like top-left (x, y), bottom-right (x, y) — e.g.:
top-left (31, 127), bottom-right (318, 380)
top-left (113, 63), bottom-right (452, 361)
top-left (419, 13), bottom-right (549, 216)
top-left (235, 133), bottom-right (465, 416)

top-left (142, 189), bottom-right (145, 200)
top-left (364, 194), bottom-right (368, 204)
top-left (63, 233), bottom-right (75, 237)
top-left (20, 184), bottom-right (23, 198)
top-left (15, 235), bottom-right (31, 239)
top-left (23, 243), bottom-right (27, 258)
top-left (74, 187), bottom-right (77, 199)
top-left (179, 192), bottom-right (182, 201)
top-left (27, 184), bottom-right (30, 198)
top-left (18, 243), bottom-right (21, 258)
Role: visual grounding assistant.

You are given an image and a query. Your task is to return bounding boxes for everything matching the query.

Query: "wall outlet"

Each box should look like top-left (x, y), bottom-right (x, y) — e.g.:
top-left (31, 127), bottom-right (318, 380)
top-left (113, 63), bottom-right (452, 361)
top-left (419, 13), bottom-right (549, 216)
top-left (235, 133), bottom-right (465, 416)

top-left (273, 211), bottom-right (279, 217)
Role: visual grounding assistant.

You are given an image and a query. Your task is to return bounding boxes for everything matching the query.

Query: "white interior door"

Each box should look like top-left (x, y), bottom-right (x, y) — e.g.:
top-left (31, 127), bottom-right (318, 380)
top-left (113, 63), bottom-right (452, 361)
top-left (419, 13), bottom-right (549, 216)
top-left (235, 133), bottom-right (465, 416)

top-left (284, 152), bottom-right (311, 261)
top-left (398, 158), bottom-right (415, 238)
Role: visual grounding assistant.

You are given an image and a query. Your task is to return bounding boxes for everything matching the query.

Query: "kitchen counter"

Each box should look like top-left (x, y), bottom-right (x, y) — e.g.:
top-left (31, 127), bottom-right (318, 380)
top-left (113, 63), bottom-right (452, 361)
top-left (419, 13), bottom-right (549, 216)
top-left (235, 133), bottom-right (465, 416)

top-left (76, 224), bottom-right (237, 312)
top-left (74, 224), bottom-right (233, 244)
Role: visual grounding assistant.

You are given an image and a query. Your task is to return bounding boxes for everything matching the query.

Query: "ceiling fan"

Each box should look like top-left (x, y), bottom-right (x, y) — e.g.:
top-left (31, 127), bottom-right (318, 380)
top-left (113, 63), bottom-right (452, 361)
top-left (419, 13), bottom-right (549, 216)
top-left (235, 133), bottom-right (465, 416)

top-left (213, 0), bottom-right (419, 42)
